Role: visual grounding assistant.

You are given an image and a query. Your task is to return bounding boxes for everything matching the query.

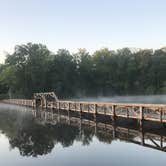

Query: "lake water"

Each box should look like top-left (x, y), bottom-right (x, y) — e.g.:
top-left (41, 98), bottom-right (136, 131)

top-left (0, 96), bottom-right (166, 166)
top-left (71, 94), bottom-right (166, 104)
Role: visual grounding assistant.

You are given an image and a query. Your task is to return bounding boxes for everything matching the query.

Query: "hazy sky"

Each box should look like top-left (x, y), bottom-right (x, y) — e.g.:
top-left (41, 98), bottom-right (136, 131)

top-left (0, 0), bottom-right (166, 63)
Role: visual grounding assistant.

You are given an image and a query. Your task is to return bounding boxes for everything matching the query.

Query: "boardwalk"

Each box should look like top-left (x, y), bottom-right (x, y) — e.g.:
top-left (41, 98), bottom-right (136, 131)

top-left (2, 95), bottom-right (166, 126)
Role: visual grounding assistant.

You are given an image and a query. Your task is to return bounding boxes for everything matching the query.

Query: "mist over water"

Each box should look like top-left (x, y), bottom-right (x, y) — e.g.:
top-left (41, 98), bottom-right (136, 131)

top-left (71, 95), bottom-right (166, 104)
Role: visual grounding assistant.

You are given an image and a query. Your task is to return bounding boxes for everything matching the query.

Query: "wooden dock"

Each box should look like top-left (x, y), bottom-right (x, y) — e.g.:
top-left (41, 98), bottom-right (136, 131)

top-left (2, 97), bottom-right (166, 126)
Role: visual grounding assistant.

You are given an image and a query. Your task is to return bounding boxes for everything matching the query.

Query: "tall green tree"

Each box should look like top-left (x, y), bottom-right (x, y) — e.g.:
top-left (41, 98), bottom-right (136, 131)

top-left (2, 43), bottom-right (52, 97)
top-left (48, 49), bottom-right (77, 98)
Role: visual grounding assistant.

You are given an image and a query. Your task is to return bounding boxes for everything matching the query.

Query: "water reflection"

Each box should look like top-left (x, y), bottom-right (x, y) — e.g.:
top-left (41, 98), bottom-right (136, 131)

top-left (0, 103), bottom-right (166, 158)
top-left (33, 109), bottom-right (166, 152)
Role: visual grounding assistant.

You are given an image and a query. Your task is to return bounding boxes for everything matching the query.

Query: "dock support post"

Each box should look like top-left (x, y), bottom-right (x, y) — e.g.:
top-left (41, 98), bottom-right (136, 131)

top-left (140, 131), bottom-right (145, 145)
top-left (111, 105), bottom-right (116, 122)
top-left (94, 104), bottom-right (97, 121)
top-left (94, 121), bottom-right (97, 134)
top-left (57, 107), bottom-right (60, 122)
top-left (58, 102), bottom-right (60, 110)
top-left (160, 136), bottom-right (163, 148)
top-left (139, 106), bottom-right (144, 128)
top-left (68, 108), bottom-right (70, 125)
top-left (80, 103), bottom-right (82, 118)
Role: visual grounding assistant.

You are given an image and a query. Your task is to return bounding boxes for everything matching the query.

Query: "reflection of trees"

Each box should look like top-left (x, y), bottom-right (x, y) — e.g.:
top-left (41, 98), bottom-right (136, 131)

top-left (0, 107), bottom-right (115, 157)
top-left (10, 125), bottom-right (55, 157)
top-left (46, 124), bottom-right (80, 147)
top-left (95, 132), bottom-right (113, 144)
top-left (0, 108), bottom-right (83, 157)
top-left (79, 127), bottom-right (94, 145)
top-left (0, 109), bottom-right (55, 157)
top-left (7, 120), bottom-right (80, 157)
top-left (0, 109), bottom-right (33, 139)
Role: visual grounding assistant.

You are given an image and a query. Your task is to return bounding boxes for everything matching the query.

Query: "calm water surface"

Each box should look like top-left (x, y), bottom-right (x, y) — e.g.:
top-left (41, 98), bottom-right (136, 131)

top-left (0, 96), bottom-right (166, 166)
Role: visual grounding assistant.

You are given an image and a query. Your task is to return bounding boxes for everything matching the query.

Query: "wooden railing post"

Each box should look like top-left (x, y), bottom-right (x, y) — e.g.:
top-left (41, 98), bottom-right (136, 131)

top-left (69, 103), bottom-right (70, 110)
top-left (160, 108), bottom-right (163, 123)
top-left (75, 102), bottom-right (77, 111)
top-left (80, 103), bottom-right (82, 112)
top-left (58, 102), bottom-right (60, 110)
top-left (126, 107), bottom-right (129, 118)
top-left (94, 104), bottom-right (97, 115)
top-left (139, 106), bottom-right (144, 128)
top-left (94, 104), bottom-right (97, 121)
top-left (139, 106), bottom-right (143, 120)
top-left (67, 104), bottom-right (70, 123)
top-left (112, 105), bottom-right (115, 117)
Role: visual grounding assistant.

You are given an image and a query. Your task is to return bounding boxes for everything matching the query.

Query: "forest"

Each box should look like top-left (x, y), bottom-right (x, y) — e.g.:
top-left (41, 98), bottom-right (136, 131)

top-left (0, 43), bottom-right (166, 99)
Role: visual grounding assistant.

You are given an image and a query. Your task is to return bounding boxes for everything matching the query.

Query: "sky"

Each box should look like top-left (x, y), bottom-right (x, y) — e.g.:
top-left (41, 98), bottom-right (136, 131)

top-left (0, 0), bottom-right (166, 63)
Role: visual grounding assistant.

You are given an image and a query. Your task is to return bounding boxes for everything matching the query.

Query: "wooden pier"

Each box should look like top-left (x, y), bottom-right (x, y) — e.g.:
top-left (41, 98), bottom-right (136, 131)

top-left (2, 99), bottom-right (166, 125)
top-left (2, 92), bottom-right (166, 126)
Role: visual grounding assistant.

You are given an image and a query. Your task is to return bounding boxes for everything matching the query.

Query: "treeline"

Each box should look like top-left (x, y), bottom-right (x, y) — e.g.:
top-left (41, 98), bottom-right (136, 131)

top-left (0, 43), bottom-right (166, 98)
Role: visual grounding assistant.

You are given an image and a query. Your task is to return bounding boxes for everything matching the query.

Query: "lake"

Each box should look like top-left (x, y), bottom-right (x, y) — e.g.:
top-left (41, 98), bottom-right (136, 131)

top-left (0, 95), bottom-right (166, 166)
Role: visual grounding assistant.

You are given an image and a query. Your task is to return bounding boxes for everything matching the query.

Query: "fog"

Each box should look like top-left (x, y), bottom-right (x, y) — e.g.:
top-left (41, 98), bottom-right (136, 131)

top-left (71, 95), bottom-right (166, 104)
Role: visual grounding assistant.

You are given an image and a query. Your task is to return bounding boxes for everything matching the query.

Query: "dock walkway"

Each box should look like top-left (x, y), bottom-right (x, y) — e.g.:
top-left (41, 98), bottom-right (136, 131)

top-left (2, 98), bottom-right (166, 125)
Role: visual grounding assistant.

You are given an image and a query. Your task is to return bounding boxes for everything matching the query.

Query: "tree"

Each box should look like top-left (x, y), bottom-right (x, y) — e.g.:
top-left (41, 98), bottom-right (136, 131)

top-left (48, 49), bottom-right (77, 98)
top-left (3, 43), bottom-right (52, 97)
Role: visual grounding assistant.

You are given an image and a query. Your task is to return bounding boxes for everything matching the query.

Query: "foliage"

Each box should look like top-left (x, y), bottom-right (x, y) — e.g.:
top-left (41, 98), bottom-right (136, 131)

top-left (0, 43), bottom-right (166, 98)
